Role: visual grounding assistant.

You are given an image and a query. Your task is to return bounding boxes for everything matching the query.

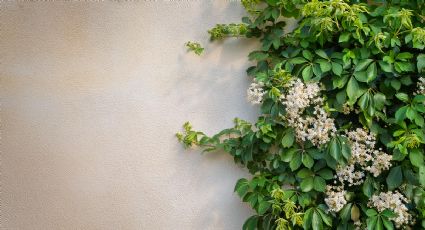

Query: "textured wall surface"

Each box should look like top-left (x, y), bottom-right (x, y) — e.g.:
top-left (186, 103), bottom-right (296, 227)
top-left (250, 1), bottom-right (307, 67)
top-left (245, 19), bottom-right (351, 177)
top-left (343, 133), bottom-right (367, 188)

top-left (0, 1), bottom-right (263, 229)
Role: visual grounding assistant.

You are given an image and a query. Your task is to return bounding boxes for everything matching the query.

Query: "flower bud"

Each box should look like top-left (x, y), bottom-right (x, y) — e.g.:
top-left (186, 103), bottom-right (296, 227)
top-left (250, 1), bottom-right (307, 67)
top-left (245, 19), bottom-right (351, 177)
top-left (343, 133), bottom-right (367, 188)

top-left (351, 204), bottom-right (360, 222)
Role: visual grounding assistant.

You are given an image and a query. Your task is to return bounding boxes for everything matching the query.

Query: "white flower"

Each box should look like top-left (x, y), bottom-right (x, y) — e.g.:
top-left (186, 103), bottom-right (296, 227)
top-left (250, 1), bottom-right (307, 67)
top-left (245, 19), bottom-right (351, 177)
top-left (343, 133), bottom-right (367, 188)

top-left (416, 77), bottom-right (425, 95)
top-left (325, 185), bottom-right (347, 212)
top-left (336, 164), bottom-right (365, 186)
top-left (351, 129), bottom-right (392, 173)
top-left (369, 191), bottom-right (412, 228)
top-left (366, 150), bottom-right (393, 177)
top-left (280, 79), bottom-right (336, 147)
top-left (247, 81), bottom-right (266, 105)
top-left (342, 103), bottom-right (352, 115)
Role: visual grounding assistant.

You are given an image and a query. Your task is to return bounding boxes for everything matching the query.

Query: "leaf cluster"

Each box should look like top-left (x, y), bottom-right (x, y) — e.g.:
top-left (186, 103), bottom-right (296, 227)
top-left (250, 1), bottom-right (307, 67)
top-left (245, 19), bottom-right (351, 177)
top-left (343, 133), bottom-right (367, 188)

top-left (178, 0), bottom-right (425, 229)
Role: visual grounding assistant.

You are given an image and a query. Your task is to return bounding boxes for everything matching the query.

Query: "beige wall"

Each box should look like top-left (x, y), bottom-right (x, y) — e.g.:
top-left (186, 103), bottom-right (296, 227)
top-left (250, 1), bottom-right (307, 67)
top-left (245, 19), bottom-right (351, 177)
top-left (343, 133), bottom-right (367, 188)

top-left (0, 1), bottom-right (263, 229)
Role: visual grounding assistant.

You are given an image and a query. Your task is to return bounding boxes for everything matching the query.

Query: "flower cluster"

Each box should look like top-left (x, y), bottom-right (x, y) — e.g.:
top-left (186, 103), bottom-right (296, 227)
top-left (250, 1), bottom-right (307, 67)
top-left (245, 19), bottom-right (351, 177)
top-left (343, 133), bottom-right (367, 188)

top-left (416, 77), bottom-right (425, 95)
top-left (324, 185), bottom-right (347, 212)
top-left (342, 103), bottom-right (353, 115)
top-left (369, 191), bottom-right (412, 228)
top-left (247, 81), bottom-right (265, 105)
top-left (280, 79), bottom-right (336, 147)
top-left (335, 128), bottom-right (392, 186)
top-left (335, 164), bottom-right (365, 186)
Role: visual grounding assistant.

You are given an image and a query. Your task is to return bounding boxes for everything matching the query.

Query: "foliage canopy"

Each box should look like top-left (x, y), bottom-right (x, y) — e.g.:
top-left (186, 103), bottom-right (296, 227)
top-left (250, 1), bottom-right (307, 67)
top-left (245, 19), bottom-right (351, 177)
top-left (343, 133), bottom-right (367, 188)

top-left (178, 0), bottom-right (425, 229)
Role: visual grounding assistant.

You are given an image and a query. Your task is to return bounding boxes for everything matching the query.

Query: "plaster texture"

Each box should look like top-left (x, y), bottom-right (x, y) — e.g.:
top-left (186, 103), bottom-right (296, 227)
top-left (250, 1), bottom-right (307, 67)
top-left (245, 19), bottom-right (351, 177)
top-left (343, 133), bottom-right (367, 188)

top-left (0, 1), bottom-right (264, 229)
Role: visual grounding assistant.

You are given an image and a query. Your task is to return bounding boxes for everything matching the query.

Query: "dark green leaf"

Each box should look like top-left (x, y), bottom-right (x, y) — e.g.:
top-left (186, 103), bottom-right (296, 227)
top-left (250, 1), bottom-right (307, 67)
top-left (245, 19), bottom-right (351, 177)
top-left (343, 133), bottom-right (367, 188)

top-left (419, 166), bottom-right (425, 186)
top-left (417, 54), bottom-right (425, 73)
top-left (315, 50), bottom-right (328, 59)
top-left (317, 168), bottom-right (333, 180)
top-left (290, 153), bottom-right (302, 171)
top-left (332, 62), bottom-right (343, 76)
top-left (410, 149), bottom-right (424, 167)
top-left (235, 178), bottom-right (250, 198)
top-left (355, 59), bottom-right (373, 71)
top-left (243, 215), bottom-right (258, 230)
top-left (395, 93), bottom-right (409, 102)
top-left (281, 128), bottom-right (295, 148)
top-left (313, 176), bottom-right (326, 192)
top-left (300, 177), bottom-right (314, 192)
top-left (312, 211), bottom-right (324, 230)
top-left (257, 201), bottom-right (270, 215)
top-left (386, 166), bottom-right (402, 190)
top-left (303, 153), bottom-right (314, 169)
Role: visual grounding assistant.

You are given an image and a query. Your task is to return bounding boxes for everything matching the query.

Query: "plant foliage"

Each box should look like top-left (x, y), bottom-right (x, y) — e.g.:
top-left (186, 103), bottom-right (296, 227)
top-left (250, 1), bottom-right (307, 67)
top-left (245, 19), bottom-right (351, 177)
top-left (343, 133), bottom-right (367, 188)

top-left (185, 41), bottom-right (204, 55)
top-left (177, 0), bottom-right (425, 229)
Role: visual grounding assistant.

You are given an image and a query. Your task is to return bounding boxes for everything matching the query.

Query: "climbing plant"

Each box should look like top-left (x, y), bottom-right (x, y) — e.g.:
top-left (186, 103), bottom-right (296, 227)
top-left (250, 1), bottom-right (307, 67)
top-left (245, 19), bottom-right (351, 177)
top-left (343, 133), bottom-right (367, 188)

top-left (177, 0), bottom-right (425, 229)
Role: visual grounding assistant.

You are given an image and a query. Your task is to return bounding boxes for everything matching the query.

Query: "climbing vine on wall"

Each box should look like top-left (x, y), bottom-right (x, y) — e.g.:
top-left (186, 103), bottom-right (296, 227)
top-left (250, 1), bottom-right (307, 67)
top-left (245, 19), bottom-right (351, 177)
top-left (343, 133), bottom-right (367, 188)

top-left (177, 0), bottom-right (425, 229)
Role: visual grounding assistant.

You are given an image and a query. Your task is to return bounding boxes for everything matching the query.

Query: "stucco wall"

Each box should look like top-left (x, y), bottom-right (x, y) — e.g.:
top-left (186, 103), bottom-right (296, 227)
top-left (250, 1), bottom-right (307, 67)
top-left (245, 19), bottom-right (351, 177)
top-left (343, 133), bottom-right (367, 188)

top-left (0, 1), bottom-right (261, 229)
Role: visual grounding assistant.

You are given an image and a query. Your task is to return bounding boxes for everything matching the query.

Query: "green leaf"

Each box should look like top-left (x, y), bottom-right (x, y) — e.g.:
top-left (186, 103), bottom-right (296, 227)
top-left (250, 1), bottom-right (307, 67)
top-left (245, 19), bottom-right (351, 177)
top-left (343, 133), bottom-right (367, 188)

top-left (290, 57), bottom-right (308, 64)
top-left (417, 54), bottom-right (425, 73)
top-left (397, 52), bottom-right (413, 60)
top-left (391, 79), bottom-right (401, 90)
top-left (406, 107), bottom-right (417, 121)
top-left (281, 128), bottom-right (295, 148)
top-left (303, 50), bottom-right (314, 61)
top-left (395, 93), bottom-right (409, 102)
top-left (300, 177), bottom-right (314, 192)
top-left (394, 62), bottom-right (415, 73)
top-left (312, 211), bottom-right (324, 230)
top-left (281, 148), bottom-right (297, 162)
top-left (328, 137), bottom-right (341, 162)
top-left (317, 168), bottom-right (333, 180)
top-left (414, 95), bottom-right (425, 103)
top-left (317, 208), bottom-right (332, 226)
top-left (290, 153), bottom-right (302, 171)
top-left (297, 168), bottom-right (313, 178)
top-left (339, 32), bottom-right (350, 43)
top-left (333, 75), bottom-right (349, 89)
top-left (419, 166), bottom-right (425, 186)
top-left (382, 217), bottom-right (394, 230)
top-left (303, 208), bottom-right (313, 229)
top-left (303, 153), bottom-right (314, 169)
top-left (340, 203), bottom-right (352, 221)
top-left (355, 59), bottom-right (374, 71)
top-left (318, 60), bottom-right (332, 72)
top-left (409, 149), bottom-right (424, 167)
top-left (354, 71), bottom-right (368, 82)
top-left (381, 209), bottom-right (396, 218)
top-left (395, 106), bottom-right (408, 123)
top-left (346, 77), bottom-right (362, 103)
top-left (363, 176), bottom-right (375, 197)
top-left (376, 217), bottom-right (384, 230)
top-left (266, 0), bottom-right (279, 6)
top-left (366, 209), bottom-right (378, 217)
top-left (367, 216), bottom-right (378, 230)
top-left (257, 201), bottom-right (270, 215)
top-left (235, 178), bottom-right (250, 198)
top-left (415, 115), bottom-right (424, 127)
top-left (340, 137), bottom-right (351, 160)
top-left (243, 215), bottom-right (258, 230)
top-left (366, 62), bottom-right (377, 82)
top-left (248, 51), bottom-right (269, 61)
top-left (379, 60), bottom-right (392, 72)
top-left (332, 62), bottom-right (343, 76)
top-left (358, 92), bottom-right (370, 110)
top-left (315, 50), bottom-right (328, 59)
top-left (373, 93), bottom-right (386, 110)
top-left (386, 166), bottom-right (403, 190)
top-left (302, 65), bottom-right (314, 81)
top-left (313, 176), bottom-right (326, 192)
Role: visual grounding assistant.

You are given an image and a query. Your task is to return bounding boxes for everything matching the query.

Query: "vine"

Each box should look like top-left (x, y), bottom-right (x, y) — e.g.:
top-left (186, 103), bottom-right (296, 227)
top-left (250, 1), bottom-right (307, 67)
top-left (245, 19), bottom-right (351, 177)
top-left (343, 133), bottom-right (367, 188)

top-left (177, 0), bottom-right (425, 229)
